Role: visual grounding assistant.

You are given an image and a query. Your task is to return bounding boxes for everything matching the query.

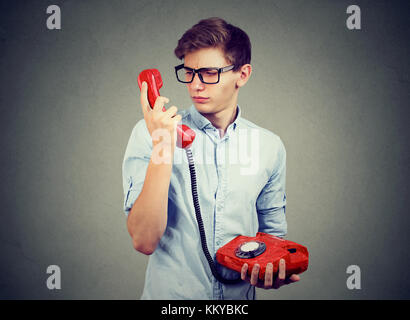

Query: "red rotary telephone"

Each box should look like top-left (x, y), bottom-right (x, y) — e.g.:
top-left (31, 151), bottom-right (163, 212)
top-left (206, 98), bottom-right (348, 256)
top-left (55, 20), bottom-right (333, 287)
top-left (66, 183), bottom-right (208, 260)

top-left (216, 232), bottom-right (309, 280)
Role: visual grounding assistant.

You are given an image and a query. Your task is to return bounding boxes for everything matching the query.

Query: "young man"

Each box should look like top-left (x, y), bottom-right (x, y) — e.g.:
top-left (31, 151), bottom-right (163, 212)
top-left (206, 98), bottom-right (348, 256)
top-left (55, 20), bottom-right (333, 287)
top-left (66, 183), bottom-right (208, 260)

top-left (122, 17), bottom-right (300, 300)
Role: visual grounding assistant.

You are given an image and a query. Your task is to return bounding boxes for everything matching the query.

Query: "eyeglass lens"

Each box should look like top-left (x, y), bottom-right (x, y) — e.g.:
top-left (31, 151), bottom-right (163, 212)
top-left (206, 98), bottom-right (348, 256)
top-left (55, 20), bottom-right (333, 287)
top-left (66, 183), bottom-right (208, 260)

top-left (177, 68), bottom-right (219, 84)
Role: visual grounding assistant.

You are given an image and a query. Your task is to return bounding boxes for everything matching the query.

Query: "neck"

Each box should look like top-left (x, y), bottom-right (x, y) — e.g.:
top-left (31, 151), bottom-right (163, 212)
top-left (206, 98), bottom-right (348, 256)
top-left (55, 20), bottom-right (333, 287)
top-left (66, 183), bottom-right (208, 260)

top-left (204, 105), bottom-right (238, 138)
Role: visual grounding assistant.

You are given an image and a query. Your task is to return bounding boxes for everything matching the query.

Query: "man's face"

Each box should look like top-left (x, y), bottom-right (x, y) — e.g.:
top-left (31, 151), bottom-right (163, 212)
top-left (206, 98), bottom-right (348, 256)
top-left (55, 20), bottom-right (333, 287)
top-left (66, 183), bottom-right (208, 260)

top-left (183, 47), bottom-right (240, 115)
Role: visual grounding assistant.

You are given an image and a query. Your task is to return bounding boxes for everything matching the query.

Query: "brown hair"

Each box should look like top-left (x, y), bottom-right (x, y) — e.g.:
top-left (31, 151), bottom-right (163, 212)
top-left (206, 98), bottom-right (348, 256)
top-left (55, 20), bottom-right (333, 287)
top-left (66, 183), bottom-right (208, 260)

top-left (174, 17), bottom-right (251, 71)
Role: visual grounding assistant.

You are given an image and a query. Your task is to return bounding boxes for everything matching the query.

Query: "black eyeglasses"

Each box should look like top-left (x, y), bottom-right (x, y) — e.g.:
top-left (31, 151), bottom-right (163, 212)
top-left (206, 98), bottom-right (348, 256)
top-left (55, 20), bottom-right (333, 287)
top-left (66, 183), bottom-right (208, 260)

top-left (175, 64), bottom-right (235, 84)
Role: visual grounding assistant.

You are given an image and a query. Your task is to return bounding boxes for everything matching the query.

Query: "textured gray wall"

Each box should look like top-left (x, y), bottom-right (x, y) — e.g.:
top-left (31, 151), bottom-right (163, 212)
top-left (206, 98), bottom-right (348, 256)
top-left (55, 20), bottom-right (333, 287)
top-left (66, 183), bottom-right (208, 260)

top-left (1, 0), bottom-right (409, 299)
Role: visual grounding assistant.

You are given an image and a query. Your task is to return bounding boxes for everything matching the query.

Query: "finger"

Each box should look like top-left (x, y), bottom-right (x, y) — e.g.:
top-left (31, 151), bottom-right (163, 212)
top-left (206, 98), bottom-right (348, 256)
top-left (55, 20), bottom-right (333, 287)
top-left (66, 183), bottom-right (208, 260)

top-left (290, 274), bottom-right (300, 281)
top-left (285, 274), bottom-right (300, 284)
top-left (140, 82), bottom-right (150, 114)
top-left (278, 259), bottom-right (286, 280)
top-left (250, 264), bottom-right (260, 286)
top-left (170, 115), bottom-right (182, 138)
top-left (241, 263), bottom-right (248, 281)
top-left (273, 259), bottom-right (286, 289)
top-left (264, 263), bottom-right (273, 289)
top-left (164, 106), bottom-right (178, 118)
top-left (173, 114), bottom-right (182, 125)
top-left (153, 96), bottom-right (169, 112)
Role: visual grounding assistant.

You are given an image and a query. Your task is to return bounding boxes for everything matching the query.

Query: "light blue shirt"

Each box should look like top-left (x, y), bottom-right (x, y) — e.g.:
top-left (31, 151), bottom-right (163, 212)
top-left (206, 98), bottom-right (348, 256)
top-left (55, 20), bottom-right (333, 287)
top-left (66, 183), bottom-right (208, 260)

top-left (122, 105), bottom-right (287, 300)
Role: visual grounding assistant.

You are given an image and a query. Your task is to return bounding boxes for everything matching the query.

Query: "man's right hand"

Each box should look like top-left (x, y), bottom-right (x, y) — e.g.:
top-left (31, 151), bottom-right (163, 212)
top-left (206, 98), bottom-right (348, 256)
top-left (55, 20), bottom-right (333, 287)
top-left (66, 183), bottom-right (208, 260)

top-left (127, 82), bottom-right (180, 254)
top-left (140, 81), bottom-right (182, 156)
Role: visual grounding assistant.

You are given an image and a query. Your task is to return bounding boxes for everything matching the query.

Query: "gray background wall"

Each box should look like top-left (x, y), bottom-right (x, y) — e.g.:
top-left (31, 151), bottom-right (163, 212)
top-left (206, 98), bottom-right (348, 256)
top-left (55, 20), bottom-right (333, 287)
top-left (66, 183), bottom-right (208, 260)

top-left (1, 0), bottom-right (409, 299)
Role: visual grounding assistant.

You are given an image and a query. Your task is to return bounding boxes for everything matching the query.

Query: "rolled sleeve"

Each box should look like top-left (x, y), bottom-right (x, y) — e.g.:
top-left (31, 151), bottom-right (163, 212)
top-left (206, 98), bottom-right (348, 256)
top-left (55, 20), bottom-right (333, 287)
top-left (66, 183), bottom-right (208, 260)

top-left (122, 119), bottom-right (152, 216)
top-left (256, 137), bottom-right (287, 237)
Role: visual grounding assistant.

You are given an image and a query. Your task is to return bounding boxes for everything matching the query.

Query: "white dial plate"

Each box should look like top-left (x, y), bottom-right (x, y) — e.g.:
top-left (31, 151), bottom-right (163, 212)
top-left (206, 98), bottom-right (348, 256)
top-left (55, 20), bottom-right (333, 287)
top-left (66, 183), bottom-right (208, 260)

top-left (240, 241), bottom-right (260, 252)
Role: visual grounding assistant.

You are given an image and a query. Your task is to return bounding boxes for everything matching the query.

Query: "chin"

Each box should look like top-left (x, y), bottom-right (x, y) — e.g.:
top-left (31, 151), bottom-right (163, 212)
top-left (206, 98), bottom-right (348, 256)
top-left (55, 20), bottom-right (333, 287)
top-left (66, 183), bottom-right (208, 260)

top-left (194, 103), bottom-right (214, 114)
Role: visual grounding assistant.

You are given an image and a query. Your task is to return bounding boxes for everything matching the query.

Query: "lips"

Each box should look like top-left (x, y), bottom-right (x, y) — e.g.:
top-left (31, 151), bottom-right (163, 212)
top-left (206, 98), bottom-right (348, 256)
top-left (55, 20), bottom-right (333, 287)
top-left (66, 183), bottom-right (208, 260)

top-left (192, 96), bottom-right (209, 103)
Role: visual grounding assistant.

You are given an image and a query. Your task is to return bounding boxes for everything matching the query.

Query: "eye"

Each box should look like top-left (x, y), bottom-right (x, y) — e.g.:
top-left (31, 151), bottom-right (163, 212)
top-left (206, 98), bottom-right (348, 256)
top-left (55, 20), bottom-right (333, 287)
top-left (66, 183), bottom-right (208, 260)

top-left (205, 71), bottom-right (218, 76)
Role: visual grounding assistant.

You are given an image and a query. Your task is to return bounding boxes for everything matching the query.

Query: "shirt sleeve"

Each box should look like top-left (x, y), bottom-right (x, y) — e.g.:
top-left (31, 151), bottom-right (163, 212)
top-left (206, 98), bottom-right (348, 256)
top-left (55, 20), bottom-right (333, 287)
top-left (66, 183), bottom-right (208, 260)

top-left (256, 137), bottom-right (287, 237)
top-left (122, 119), bottom-right (152, 216)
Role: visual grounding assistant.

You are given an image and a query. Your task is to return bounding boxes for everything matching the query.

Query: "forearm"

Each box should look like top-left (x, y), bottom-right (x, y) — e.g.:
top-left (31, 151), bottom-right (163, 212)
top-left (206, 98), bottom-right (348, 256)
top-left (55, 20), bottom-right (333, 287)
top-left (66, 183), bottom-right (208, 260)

top-left (127, 156), bottom-right (173, 254)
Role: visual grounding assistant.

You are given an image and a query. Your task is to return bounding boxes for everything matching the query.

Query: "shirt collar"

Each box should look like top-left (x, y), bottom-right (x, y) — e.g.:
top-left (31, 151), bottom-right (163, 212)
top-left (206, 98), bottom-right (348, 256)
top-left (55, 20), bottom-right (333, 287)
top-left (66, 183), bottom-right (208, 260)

top-left (188, 105), bottom-right (242, 131)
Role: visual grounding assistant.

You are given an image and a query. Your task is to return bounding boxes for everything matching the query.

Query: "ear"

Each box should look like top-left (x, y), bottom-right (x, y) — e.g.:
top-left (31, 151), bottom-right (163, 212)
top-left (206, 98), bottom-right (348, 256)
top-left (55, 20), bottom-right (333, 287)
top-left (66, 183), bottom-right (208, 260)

top-left (236, 64), bottom-right (252, 88)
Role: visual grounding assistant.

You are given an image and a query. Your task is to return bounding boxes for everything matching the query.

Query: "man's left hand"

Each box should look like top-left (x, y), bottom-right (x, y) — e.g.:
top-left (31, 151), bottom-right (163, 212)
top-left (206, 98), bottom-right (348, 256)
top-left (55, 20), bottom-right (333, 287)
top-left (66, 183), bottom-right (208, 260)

top-left (240, 259), bottom-right (300, 289)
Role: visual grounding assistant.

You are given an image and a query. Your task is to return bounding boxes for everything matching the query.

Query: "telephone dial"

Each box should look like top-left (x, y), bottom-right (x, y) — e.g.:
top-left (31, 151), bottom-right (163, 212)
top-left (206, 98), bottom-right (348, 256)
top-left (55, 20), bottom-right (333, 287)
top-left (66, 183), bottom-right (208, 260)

top-left (137, 68), bottom-right (309, 284)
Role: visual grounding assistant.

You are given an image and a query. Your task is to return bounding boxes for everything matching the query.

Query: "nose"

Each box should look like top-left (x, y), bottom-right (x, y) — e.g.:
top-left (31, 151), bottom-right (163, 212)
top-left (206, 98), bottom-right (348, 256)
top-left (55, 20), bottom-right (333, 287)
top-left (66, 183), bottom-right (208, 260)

top-left (190, 72), bottom-right (205, 91)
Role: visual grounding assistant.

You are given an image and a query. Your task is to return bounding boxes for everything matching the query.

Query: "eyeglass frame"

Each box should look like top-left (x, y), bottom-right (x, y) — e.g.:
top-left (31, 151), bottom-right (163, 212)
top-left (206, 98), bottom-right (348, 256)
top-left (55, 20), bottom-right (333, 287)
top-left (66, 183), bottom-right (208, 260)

top-left (174, 64), bottom-right (235, 84)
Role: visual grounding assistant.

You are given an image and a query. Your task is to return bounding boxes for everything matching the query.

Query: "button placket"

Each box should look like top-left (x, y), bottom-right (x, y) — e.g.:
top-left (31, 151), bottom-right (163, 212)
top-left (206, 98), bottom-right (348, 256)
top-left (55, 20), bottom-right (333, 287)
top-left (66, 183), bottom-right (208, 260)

top-left (214, 141), bottom-right (227, 250)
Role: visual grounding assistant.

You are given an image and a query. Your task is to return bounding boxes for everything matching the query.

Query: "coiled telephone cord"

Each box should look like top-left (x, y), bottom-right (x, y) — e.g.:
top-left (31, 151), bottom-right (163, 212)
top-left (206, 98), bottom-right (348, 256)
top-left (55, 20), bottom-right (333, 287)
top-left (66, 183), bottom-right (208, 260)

top-left (185, 147), bottom-right (242, 285)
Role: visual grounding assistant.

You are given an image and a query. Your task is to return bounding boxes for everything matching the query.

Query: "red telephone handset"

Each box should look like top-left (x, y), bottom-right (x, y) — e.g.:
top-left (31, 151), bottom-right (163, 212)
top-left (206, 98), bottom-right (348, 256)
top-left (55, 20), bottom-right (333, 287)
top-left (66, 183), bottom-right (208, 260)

top-left (138, 69), bottom-right (196, 149)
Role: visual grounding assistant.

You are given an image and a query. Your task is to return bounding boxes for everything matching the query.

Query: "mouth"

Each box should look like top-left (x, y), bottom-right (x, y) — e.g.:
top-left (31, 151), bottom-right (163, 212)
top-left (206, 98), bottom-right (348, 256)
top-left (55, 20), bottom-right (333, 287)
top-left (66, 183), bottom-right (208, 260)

top-left (192, 96), bottom-right (210, 103)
